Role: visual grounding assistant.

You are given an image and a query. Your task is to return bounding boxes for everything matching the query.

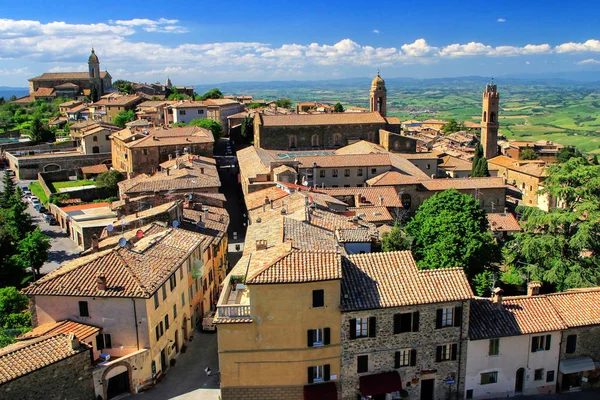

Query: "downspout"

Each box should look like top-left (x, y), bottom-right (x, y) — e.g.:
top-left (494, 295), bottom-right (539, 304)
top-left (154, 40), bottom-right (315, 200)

top-left (131, 298), bottom-right (140, 351)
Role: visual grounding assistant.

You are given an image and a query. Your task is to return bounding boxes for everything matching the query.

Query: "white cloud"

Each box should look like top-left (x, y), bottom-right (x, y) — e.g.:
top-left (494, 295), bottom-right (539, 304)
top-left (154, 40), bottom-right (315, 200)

top-left (555, 39), bottom-right (600, 53)
top-left (525, 61), bottom-right (531, 65)
top-left (577, 58), bottom-right (600, 65)
top-left (373, 29), bottom-right (380, 34)
top-left (497, 18), bottom-right (506, 23)
top-left (401, 39), bottom-right (437, 57)
top-left (0, 67), bottom-right (29, 75)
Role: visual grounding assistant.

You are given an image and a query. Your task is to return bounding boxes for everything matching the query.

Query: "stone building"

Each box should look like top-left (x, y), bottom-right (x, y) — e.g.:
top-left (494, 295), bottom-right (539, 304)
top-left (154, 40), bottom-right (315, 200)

top-left (89, 94), bottom-right (144, 123)
top-left (481, 83), bottom-right (499, 159)
top-left (341, 251), bottom-right (473, 400)
top-left (28, 49), bottom-right (112, 99)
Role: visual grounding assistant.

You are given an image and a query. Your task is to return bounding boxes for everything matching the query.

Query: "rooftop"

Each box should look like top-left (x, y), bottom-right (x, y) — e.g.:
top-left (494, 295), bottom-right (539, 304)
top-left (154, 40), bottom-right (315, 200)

top-left (113, 126), bottom-right (214, 148)
top-left (547, 288), bottom-right (600, 328)
top-left (18, 320), bottom-right (100, 342)
top-left (487, 213), bottom-right (522, 232)
top-left (246, 250), bottom-right (342, 284)
top-left (322, 186), bottom-right (404, 208)
top-left (296, 153), bottom-right (391, 168)
top-left (488, 155), bottom-right (547, 178)
top-left (30, 71), bottom-right (109, 81)
top-left (259, 112), bottom-right (387, 127)
top-left (419, 177), bottom-right (506, 191)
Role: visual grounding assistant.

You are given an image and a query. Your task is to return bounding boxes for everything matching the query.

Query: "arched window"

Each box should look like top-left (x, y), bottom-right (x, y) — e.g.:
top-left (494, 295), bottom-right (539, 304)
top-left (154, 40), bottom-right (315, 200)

top-left (483, 111), bottom-right (487, 122)
top-left (92, 146), bottom-right (100, 154)
top-left (401, 193), bottom-right (412, 209)
top-left (333, 133), bottom-right (342, 147)
top-left (490, 112), bottom-right (496, 123)
top-left (289, 135), bottom-right (297, 148)
top-left (311, 134), bottom-right (319, 147)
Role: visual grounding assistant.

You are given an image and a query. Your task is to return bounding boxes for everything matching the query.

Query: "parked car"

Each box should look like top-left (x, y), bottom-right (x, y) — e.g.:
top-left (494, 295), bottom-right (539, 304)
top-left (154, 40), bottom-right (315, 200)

top-left (201, 311), bottom-right (217, 332)
top-left (44, 213), bottom-right (57, 225)
top-left (34, 204), bottom-right (47, 213)
top-left (30, 199), bottom-right (41, 208)
top-left (29, 195), bottom-right (38, 204)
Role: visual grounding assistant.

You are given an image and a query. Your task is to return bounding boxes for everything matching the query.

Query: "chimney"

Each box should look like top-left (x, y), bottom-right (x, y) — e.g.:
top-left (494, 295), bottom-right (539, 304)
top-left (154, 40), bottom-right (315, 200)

top-left (256, 239), bottom-right (267, 251)
top-left (527, 281), bottom-right (541, 296)
top-left (491, 287), bottom-right (504, 304)
top-left (91, 234), bottom-right (99, 253)
top-left (166, 168), bottom-right (170, 176)
top-left (69, 333), bottom-right (80, 350)
top-left (203, 207), bottom-right (208, 221)
top-left (200, 167), bottom-right (204, 174)
top-left (285, 238), bottom-right (293, 251)
top-left (97, 274), bottom-right (107, 291)
top-left (379, 194), bottom-right (384, 206)
top-left (504, 207), bottom-right (509, 214)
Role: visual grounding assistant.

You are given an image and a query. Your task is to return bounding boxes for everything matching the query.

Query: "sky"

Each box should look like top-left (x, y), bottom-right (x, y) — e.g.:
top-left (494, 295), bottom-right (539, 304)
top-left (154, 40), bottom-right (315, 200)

top-left (1, 0), bottom-right (600, 86)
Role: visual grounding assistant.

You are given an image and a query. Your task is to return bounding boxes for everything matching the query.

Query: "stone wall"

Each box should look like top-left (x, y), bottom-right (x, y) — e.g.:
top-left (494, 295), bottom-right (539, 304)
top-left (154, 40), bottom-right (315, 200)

top-left (341, 300), bottom-right (469, 400)
top-left (221, 385), bottom-right (304, 400)
top-left (6, 151), bottom-right (111, 180)
top-left (0, 349), bottom-right (94, 400)
top-left (379, 130), bottom-right (418, 154)
top-left (558, 326), bottom-right (600, 390)
top-left (38, 169), bottom-right (71, 197)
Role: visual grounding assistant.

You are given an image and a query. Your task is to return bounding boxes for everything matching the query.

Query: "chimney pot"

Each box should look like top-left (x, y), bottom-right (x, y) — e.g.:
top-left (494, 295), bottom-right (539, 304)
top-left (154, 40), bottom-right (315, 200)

top-left (91, 234), bottom-right (99, 253)
top-left (527, 281), bottom-right (541, 296)
top-left (492, 287), bottom-right (504, 304)
top-left (97, 274), bottom-right (107, 291)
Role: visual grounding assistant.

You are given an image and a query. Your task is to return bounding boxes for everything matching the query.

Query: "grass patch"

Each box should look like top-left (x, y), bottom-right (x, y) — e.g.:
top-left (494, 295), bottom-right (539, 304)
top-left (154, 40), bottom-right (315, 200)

top-left (50, 180), bottom-right (95, 192)
top-left (28, 182), bottom-right (49, 205)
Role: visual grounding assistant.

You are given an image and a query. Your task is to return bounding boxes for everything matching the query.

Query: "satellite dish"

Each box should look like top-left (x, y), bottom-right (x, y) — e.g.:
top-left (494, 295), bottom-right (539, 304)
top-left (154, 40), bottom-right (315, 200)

top-left (172, 220), bottom-right (180, 228)
top-left (187, 193), bottom-right (193, 200)
top-left (107, 224), bottom-right (114, 232)
top-left (136, 230), bottom-right (144, 239)
top-left (118, 237), bottom-right (127, 247)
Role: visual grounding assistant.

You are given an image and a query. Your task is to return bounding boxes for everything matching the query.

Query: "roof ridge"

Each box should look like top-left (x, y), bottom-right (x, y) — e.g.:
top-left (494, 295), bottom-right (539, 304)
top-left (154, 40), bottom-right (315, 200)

top-left (112, 250), bottom-right (150, 297)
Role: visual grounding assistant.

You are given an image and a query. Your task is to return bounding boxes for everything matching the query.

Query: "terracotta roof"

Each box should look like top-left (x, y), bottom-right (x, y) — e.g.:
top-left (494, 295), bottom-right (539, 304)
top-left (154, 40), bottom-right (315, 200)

top-left (259, 112), bottom-right (387, 127)
top-left (237, 146), bottom-right (272, 180)
top-left (366, 171), bottom-right (421, 186)
top-left (0, 333), bottom-right (89, 384)
top-left (33, 88), bottom-right (55, 97)
top-left (272, 165), bottom-right (296, 175)
top-left (349, 206), bottom-right (393, 223)
top-left (93, 95), bottom-right (142, 107)
top-left (205, 98), bottom-right (241, 106)
top-left (30, 71), bottom-right (109, 81)
top-left (23, 225), bottom-right (207, 298)
top-left (168, 100), bottom-right (207, 109)
top-left (419, 177), bottom-right (506, 191)
top-left (488, 155), bottom-right (547, 178)
top-left (122, 176), bottom-right (220, 195)
top-left (247, 251), bottom-right (342, 284)
top-left (80, 164), bottom-right (109, 175)
top-left (322, 186), bottom-right (404, 208)
top-left (400, 152), bottom-right (438, 160)
top-left (119, 126), bottom-right (214, 148)
top-left (246, 186), bottom-right (289, 210)
top-left (487, 213), bottom-right (522, 232)
top-left (469, 296), bottom-right (567, 340)
top-left (283, 218), bottom-right (339, 252)
top-left (18, 320), bottom-right (100, 341)
top-left (336, 228), bottom-right (373, 243)
top-left (296, 153), bottom-right (391, 168)
top-left (55, 82), bottom-right (79, 89)
top-left (182, 206), bottom-right (229, 244)
top-left (342, 251), bottom-right (473, 310)
top-left (547, 288), bottom-right (600, 328)
top-left (440, 155), bottom-right (472, 171)
top-left (385, 116), bottom-right (401, 124)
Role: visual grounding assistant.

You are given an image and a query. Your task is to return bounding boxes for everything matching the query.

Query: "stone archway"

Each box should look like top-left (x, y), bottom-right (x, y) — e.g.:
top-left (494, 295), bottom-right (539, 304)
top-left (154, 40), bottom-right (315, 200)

top-left (101, 159), bottom-right (112, 164)
top-left (101, 361), bottom-right (134, 400)
top-left (43, 164), bottom-right (61, 172)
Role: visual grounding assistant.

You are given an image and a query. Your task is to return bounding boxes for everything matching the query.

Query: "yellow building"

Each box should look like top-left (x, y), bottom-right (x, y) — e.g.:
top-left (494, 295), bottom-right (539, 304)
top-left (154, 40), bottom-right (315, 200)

top-left (89, 94), bottom-right (143, 123)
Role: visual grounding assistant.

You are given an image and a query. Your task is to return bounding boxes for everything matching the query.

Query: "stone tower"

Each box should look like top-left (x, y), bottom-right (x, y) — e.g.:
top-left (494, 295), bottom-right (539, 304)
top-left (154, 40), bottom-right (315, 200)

top-left (369, 72), bottom-right (387, 116)
top-left (88, 48), bottom-right (100, 79)
top-left (481, 82), bottom-right (499, 158)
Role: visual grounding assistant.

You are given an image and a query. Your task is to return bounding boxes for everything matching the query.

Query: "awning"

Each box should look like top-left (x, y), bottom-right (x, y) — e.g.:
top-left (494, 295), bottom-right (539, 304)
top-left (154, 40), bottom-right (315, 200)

top-left (559, 357), bottom-right (596, 374)
top-left (303, 382), bottom-right (337, 400)
top-left (359, 371), bottom-right (402, 396)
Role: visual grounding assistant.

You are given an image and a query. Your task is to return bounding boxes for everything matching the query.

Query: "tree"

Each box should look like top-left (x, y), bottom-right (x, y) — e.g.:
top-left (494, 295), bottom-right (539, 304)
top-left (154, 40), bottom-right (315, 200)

top-left (3, 188), bottom-right (33, 242)
top-left (0, 287), bottom-right (31, 347)
top-left (199, 88), bottom-right (224, 100)
top-left (591, 155), bottom-right (599, 165)
top-left (0, 287), bottom-right (28, 315)
top-left (519, 147), bottom-right (539, 160)
top-left (113, 110), bottom-right (136, 128)
top-left (167, 92), bottom-right (187, 101)
top-left (333, 102), bottom-right (345, 113)
top-left (381, 222), bottom-right (410, 252)
top-left (241, 115), bottom-right (254, 142)
top-left (11, 228), bottom-right (51, 278)
top-left (471, 143), bottom-right (483, 176)
top-left (0, 170), bottom-right (16, 208)
top-left (0, 110), bottom-right (12, 132)
top-left (405, 189), bottom-right (499, 283)
top-left (473, 157), bottom-right (491, 177)
top-left (503, 157), bottom-right (600, 291)
top-left (442, 119), bottom-right (461, 133)
top-left (9, 95), bottom-right (16, 102)
top-left (188, 118), bottom-right (224, 142)
top-left (275, 98), bottom-right (292, 109)
top-left (246, 103), bottom-right (262, 109)
top-left (95, 170), bottom-right (125, 194)
top-left (90, 85), bottom-right (98, 103)
top-left (27, 116), bottom-right (54, 143)
top-left (557, 146), bottom-right (582, 163)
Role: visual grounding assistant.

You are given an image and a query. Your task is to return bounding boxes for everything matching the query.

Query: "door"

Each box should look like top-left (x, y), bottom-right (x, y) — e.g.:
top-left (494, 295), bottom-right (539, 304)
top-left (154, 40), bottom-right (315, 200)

top-left (106, 371), bottom-right (130, 399)
top-left (174, 330), bottom-right (179, 354)
top-left (515, 368), bottom-right (525, 393)
top-left (160, 347), bottom-right (168, 373)
top-left (421, 379), bottom-right (435, 400)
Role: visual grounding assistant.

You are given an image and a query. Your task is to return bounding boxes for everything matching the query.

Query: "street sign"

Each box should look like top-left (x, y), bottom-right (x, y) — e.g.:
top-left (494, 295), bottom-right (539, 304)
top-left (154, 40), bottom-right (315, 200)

top-left (445, 379), bottom-right (456, 385)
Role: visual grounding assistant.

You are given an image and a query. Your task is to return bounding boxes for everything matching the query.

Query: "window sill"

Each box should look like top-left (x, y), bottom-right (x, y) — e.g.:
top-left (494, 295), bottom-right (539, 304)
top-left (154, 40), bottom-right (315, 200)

top-left (312, 342), bottom-right (324, 347)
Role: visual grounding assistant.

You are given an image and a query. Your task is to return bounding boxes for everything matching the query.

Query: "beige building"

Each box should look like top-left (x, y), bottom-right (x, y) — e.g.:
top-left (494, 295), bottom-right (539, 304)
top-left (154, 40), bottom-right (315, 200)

top-left (78, 123), bottom-right (120, 154)
top-left (90, 94), bottom-right (144, 123)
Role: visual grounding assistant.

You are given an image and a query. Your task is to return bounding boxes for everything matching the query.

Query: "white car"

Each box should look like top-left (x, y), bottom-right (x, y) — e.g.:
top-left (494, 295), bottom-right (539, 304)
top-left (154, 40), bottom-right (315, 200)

top-left (30, 198), bottom-right (41, 208)
top-left (23, 189), bottom-right (32, 197)
top-left (202, 311), bottom-right (217, 332)
top-left (29, 195), bottom-right (39, 203)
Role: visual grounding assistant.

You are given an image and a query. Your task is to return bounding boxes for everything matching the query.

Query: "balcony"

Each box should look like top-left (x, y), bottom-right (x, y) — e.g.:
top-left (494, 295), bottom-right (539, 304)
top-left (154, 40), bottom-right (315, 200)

top-left (215, 275), bottom-right (251, 321)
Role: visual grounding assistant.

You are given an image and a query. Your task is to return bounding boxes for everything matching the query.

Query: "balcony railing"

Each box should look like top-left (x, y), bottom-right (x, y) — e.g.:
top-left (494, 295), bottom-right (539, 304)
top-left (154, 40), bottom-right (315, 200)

top-left (217, 304), bottom-right (251, 318)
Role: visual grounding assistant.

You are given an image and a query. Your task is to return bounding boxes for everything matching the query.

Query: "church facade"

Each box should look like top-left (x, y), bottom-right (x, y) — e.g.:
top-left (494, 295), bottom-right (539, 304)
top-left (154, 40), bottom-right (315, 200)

top-left (253, 73), bottom-right (401, 150)
top-left (28, 49), bottom-right (112, 100)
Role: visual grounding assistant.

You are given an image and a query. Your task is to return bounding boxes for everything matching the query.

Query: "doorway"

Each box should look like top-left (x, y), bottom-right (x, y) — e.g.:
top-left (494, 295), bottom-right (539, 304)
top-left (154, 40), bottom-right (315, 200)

top-left (515, 368), bottom-right (525, 393)
top-left (561, 373), bottom-right (582, 391)
top-left (106, 371), bottom-right (130, 399)
top-left (160, 347), bottom-right (168, 374)
top-left (174, 330), bottom-right (179, 354)
top-left (421, 379), bottom-right (435, 400)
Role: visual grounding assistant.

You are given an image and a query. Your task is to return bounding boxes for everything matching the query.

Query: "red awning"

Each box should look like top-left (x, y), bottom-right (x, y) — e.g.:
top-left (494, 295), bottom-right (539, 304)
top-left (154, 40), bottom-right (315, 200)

top-left (304, 382), bottom-right (338, 400)
top-left (359, 371), bottom-right (402, 396)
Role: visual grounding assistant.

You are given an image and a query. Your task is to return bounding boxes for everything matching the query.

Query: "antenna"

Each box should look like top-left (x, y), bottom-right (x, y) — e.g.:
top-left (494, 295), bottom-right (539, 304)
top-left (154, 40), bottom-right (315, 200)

top-left (118, 237), bottom-right (127, 248)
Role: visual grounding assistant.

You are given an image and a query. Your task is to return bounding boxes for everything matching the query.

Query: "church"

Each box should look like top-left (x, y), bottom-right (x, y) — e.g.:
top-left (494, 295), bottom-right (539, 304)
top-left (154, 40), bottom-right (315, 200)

top-left (28, 49), bottom-right (113, 100)
top-left (253, 73), bottom-right (403, 150)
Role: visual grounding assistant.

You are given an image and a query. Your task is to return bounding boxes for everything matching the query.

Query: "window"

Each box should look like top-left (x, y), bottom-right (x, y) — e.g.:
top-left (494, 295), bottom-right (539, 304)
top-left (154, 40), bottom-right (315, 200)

top-left (164, 314), bottom-right (170, 330)
top-left (96, 334), bottom-right (105, 350)
top-left (179, 110), bottom-right (186, 115)
top-left (480, 371), bottom-right (498, 385)
top-left (357, 168), bottom-right (363, 177)
top-left (566, 335), bottom-right (577, 354)
top-left (154, 293), bottom-right (159, 309)
top-left (436, 344), bottom-right (457, 362)
top-left (79, 301), bottom-right (89, 317)
top-left (307, 328), bottom-right (330, 347)
top-left (395, 349), bottom-right (416, 368)
top-left (531, 334), bottom-right (551, 352)
top-left (143, 149), bottom-right (148, 155)
top-left (332, 169), bottom-right (338, 177)
top-left (106, 135), bottom-right (110, 141)
top-left (92, 136), bottom-right (98, 142)
top-left (307, 365), bottom-right (330, 383)
top-left (489, 338), bottom-right (500, 356)
top-left (181, 292), bottom-right (185, 307)
top-left (466, 390), bottom-right (474, 399)
top-left (159, 321), bottom-right (164, 336)
top-left (357, 355), bottom-right (369, 373)
top-left (534, 368), bottom-right (544, 381)
top-left (169, 274), bottom-right (177, 291)
top-left (289, 135), bottom-right (297, 148)
top-left (344, 169), bottom-right (350, 177)
top-left (312, 134), bottom-right (319, 147)
top-left (173, 304), bottom-right (177, 320)
top-left (350, 317), bottom-right (376, 339)
top-left (320, 169), bottom-right (325, 178)
top-left (371, 168), bottom-right (377, 174)
top-left (179, 266), bottom-right (183, 280)
top-left (104, 334), bottom-right (112, 349)
top-left (162, 284), bottom-right (167, 300)
top-left (546, 370), bottom-right (555, 383)
top-left (198, 110), bottom-right (204, 115)
top-left (436, 306), bottom-right (462, 328)
top-left (312, 290), bottom-right (324, 308)
top-left (208, 269), bottom-right (213, 284)
top-left (394, 311), bottom-right (419, 334)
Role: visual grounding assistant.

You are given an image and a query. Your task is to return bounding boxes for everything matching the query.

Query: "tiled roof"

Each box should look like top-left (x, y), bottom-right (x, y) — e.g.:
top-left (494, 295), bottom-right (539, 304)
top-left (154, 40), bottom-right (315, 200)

top-left (247, 251), bottom-right (342, 284)
top-left (366, 171), bottom-right (421, 186)
top-left (385, 116), bottom-right (401, 124)
top-left (400, 153), bottom-right (438, 160)
top-left (23, 225), bottom-right (207, 298)
top-left (342, 251), bottom-right (473, 310)
top-left (439, 155), bottom-right (472, 171)
top-left (272, 165), bottom-right (296, 175)
top-left (18, 320), bottom-right (100, 341)
top-left (419, 177), bottom-right (506, 191)
top-left (122, 176), bottom-right (220, 194)
top-left (55, 82), bottom-right (79, 89)
top-left (336, 228), bottom-right (373, 243)
top-left (259, 112), bottom-right (387, 127)
top-left (488, 155), bottom-right (547, 178)
top-left (30, 71), bottom-right (109, 81)
top-left (237, 146), bottom-right (273, 180)
top-left (547, 288), bottom-right (600, 327)
top-left (205, 98), bottom-right (241, 106)
top-left (93, 95), bottom-right (142, 107)
top-left (0, 333), bottom-right (89, 384)
top-left (295, 153), bottom-right (391, 168)
top-left (487, 213), bottom-right (522, 232)
top-left (33, 88), bottom-right (56, 97)
top-left (121, 126), bottom-right (214, 148)
top-left (469, 296), bottom-right (567, 340)
top-left (349, 206), bottom-right (393, 223)
top-left (168, 100), bottom-right (207, 109)
top-left (182, 206), bottom-right (230, 244)
top-left (80, 164), bottom-right (109, 174)
top-left (283, 218), bottom-right (339, 252)
top-left (322, 186), bottom-right (404, 208)
top-left (245, 186), bottom-right (290, 211)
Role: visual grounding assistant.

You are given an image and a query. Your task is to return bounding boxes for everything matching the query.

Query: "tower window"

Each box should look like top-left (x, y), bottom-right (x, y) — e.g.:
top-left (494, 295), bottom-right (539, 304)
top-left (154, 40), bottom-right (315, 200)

top-left (483, 111), bottom-right (487, 122)
top-left (490, 112), bottom-right (496, 123)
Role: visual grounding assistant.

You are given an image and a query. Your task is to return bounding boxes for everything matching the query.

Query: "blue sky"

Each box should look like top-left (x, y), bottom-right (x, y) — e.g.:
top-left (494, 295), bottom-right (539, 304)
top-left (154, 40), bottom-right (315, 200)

top-left (1, 0), bottom-right (599, 86)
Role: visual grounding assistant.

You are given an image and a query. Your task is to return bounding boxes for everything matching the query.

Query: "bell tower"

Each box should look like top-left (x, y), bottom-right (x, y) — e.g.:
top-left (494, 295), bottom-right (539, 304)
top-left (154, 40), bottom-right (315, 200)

top-left (369, 71), bottom-right (387, 116)
top-left (481, 82), bottom-right (499, 158)
top-left (88, 48), bottom-right (100, 79)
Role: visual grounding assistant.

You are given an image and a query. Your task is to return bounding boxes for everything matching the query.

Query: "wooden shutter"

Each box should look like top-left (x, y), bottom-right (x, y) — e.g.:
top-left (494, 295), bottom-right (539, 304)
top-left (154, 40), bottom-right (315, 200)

top-left (307, 330), bottom-right (314, 347)
top-left (349, 319), bottom-right (357, 340)
top-left (394, 351), bottom-right (400, 368)
top-left (531, 336), bottom-right (538, 352)
top-left (412, 311), bottom-right (420, 332)
top-left (307, 367), bottom-right (314, 384)
top-left (451, 344), bottom-right (458, 361)
top-left (155, 325), bottom-right (160, 342)
top-left (393, 314), bottom-right (401, 334)
top-left (96, 334), bottom-right (105, 350)
top-left (104, 334), bottom-right (112, 349)
top-left (368, 317), bottom-right (377, 337)
top-left (454, 306), bottom-right (462, 327)
top-left (324, 364), bottom-right (330, 382)
top-left (435, 345), bottom-right (442, 362)
top-left (545, 334), bottom-right (552, 351)
top-left (410, 349), bottom-right (417, 366)
top-left (324, 328), bottom-right (331, 345)
top-left (566, 335), bottom-right (577, 354)
top-left (436, 309), bottom-right (443, 329)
